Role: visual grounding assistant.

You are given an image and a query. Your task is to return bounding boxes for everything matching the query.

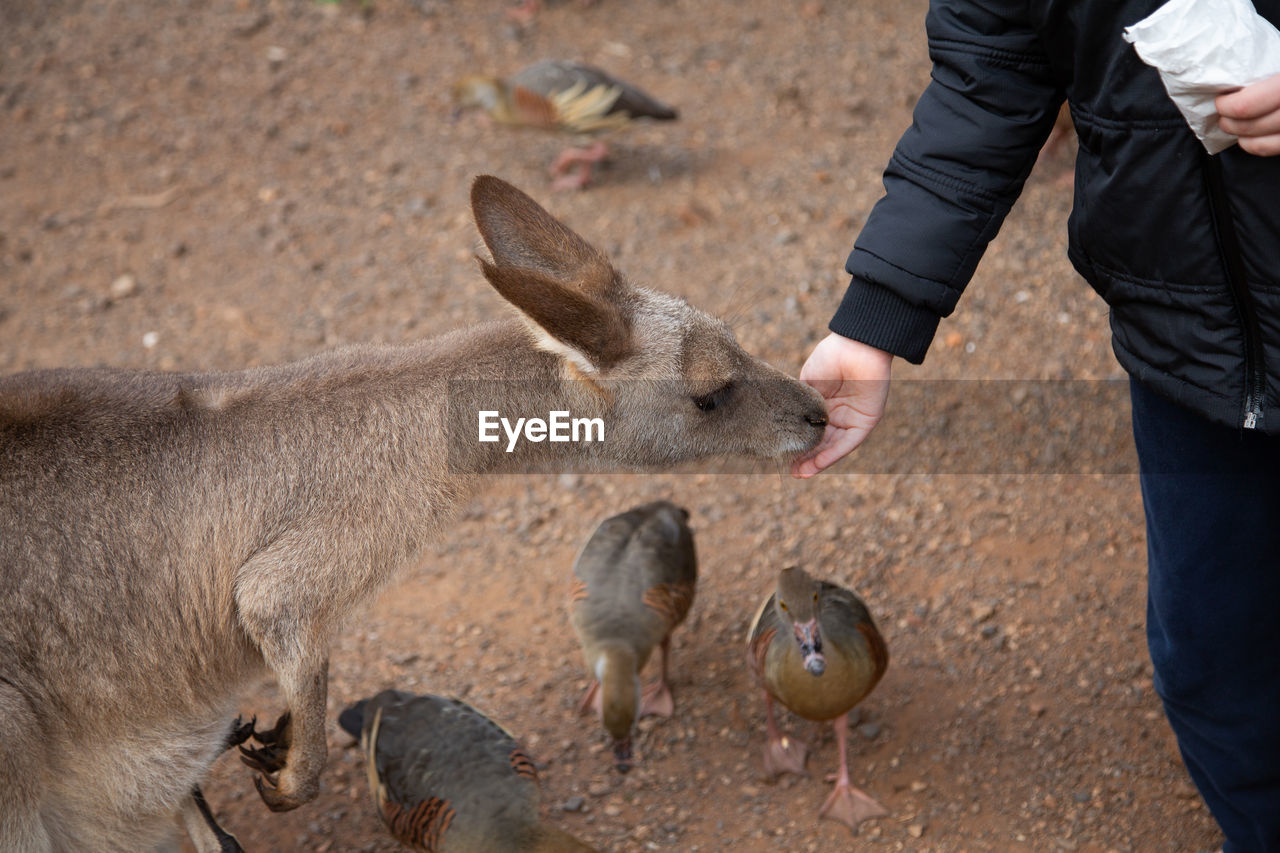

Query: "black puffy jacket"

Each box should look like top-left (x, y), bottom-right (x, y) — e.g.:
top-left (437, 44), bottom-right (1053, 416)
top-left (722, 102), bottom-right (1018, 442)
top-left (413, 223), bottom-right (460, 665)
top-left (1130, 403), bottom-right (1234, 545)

top-left (830, 0), bottom-right (1280, 432)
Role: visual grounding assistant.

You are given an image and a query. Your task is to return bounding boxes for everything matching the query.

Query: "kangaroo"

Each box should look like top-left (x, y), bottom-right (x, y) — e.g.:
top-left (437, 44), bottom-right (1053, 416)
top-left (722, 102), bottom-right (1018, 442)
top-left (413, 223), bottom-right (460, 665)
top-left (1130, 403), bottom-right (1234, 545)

top-left (0, 175), bottom-right (828, 852)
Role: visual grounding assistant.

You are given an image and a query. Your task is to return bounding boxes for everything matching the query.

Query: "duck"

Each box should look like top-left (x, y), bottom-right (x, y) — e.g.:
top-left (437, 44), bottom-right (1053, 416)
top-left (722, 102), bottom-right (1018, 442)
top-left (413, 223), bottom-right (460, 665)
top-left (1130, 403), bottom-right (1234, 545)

top-left (745, 565), bottom-right (889, 832)
top-left (568, 500), bottom-right (697, 771)
top-left (337, 690), bottom-right (598, 853)
top-left (452, 60), bottom-right (678, 191)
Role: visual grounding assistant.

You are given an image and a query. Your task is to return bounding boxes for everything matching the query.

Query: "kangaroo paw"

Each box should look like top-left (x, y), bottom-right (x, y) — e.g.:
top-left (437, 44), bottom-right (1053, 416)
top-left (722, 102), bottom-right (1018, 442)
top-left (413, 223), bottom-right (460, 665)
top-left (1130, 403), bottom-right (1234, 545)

top-left (223, 715), bottom-right (257, 751)
top-left (238, 712), bottom-right (292, 775)
top-left (252, 766), bottom-right (318, 812)
top-left (238, 745), bottom-right (284, 777)
top-left (251, 712), bottom-right (292, 749)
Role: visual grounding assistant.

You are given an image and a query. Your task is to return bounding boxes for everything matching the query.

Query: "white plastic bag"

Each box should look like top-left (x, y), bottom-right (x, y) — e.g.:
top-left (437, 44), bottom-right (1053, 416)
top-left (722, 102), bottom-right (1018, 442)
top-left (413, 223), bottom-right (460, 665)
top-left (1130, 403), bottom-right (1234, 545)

top-left (1123, 0), bottom-right (1280, 153)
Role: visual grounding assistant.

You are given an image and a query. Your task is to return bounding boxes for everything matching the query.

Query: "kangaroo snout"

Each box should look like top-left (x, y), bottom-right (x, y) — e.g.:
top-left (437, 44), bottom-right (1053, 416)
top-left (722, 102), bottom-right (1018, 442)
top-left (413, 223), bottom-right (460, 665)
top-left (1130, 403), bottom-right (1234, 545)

top-left (791, 383), bottom-right (830, 454)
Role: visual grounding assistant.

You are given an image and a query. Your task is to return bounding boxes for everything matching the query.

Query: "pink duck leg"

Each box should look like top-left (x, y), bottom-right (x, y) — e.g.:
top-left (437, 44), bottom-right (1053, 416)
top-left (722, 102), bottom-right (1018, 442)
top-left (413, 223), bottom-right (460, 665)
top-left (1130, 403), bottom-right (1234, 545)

top-left (818, 712), bottom-right (887, 831)
top-left (761, 692), bottom-right (808, 778)
top-left (639, 636), bottom-right (675, 718)
top-left (549, 140), bottom-right (609, 191)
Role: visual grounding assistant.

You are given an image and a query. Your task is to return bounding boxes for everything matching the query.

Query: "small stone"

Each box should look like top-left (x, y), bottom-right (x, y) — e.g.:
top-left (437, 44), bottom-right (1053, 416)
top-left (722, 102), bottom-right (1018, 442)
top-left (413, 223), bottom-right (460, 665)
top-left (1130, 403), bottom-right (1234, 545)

top-left (110, 274), bottom-right (137, 299)
top-left (561, 795), bottom-right (585, 812)
top-left (603, 804), bottom-right (622, 817)
top-left (587, 782), bottom-right (611, 797)
top-left (971, 602), bottom-right (996, 623)
top-left (908, 824), bottom-right (925, 838)
top-left (142, 331), bottom-right (160, 349)
top-left (740, 784), bottom-right (760, 797)
top-left (857, 721), bottom-right (882, 740)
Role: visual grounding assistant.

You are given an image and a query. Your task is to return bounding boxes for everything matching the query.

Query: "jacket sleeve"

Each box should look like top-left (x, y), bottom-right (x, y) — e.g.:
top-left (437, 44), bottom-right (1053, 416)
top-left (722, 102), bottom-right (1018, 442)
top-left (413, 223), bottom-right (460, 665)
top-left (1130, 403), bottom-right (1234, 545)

top-left (830, 0), bottom-right (1063, 363)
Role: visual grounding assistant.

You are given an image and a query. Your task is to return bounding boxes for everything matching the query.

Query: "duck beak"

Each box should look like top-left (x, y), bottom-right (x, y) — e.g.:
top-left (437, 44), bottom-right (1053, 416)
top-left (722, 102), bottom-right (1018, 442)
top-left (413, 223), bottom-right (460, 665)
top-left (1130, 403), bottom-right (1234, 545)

top-left (795, 620), bottom-right (826, 676)
top-left (612, 737), bottom-right (633, 773)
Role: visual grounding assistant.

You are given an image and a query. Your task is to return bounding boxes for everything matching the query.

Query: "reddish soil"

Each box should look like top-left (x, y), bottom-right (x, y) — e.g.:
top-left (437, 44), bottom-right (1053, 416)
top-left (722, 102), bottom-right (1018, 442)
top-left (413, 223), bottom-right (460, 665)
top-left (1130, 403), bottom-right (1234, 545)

top-left (1, 1), bottom-right (1221, 851)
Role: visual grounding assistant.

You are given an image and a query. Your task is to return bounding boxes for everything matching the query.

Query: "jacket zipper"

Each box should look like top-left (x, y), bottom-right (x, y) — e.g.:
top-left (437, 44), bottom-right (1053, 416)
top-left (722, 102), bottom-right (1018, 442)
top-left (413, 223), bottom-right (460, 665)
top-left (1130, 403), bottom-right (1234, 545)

top-left (1203, 151), bottom-right (1265, 429)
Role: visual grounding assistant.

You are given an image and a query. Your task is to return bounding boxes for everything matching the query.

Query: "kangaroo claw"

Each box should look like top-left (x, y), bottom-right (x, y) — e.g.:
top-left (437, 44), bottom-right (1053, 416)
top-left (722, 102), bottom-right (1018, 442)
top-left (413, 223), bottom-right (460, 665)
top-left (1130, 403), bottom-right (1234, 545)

top-left (239, 712), bottom-right (292, 774)
top-left (238, 744), bottom-right (284, 776)
top-left (252, 773), bottom-right (296, 812)
top-left (250, 712), bottom-right (292, 749)
top-left (223, 715), bottom-right (257, 751)
top-left (252, 766), bottom-right (315, 812)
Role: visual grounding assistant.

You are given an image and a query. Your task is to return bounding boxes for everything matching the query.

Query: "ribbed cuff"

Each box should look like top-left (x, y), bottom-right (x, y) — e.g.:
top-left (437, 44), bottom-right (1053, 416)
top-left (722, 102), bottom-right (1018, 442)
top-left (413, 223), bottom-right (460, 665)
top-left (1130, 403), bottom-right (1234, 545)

top-left (828, 278), bottom-right (941, 365)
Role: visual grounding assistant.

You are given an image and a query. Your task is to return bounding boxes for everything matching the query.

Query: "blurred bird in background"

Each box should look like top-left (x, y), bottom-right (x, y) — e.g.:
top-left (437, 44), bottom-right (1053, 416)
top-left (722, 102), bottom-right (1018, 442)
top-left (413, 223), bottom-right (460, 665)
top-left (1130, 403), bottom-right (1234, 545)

top-left (453, 59), bottom-right (678, 190)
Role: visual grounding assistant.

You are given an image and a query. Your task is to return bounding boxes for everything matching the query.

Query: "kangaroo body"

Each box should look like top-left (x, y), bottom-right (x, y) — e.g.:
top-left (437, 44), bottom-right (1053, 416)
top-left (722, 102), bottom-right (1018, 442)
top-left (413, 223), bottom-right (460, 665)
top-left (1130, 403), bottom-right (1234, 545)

top-left (0, 177), bottom-right (826, 852)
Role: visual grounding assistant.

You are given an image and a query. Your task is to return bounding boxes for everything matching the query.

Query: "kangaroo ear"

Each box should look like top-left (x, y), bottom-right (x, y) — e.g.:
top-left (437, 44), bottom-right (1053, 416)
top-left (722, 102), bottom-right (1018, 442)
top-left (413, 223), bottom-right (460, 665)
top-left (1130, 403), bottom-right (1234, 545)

top-left (471, 175), bottom-right (632, 371)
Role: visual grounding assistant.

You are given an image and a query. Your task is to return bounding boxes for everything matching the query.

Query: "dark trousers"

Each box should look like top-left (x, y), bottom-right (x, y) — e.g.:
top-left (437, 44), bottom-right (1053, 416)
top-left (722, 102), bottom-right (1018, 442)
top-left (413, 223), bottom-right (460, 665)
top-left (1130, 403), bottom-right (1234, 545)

top-left (1131, 378), bottom-right (1280, 853)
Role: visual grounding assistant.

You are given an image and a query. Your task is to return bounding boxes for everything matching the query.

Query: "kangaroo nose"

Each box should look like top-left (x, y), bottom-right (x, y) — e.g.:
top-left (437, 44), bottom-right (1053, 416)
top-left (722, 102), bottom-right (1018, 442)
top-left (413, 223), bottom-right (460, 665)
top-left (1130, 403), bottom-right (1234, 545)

top-left (805, 412), bottom-right (828, 427)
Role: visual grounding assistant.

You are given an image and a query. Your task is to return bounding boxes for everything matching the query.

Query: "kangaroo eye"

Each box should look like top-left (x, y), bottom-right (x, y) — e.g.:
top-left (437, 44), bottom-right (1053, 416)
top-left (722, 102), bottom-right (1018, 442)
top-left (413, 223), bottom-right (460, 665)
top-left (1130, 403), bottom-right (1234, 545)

top-left (778, 600), bottom-right (789, 612)
top-left (692, 382), bottom-right (733, 412)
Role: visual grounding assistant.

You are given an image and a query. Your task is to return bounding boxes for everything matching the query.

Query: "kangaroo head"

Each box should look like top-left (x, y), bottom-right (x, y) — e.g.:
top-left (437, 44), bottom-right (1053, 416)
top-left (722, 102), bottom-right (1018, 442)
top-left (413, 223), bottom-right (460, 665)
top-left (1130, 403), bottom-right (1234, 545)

top-left (470, 175), bottom-right (827, 466)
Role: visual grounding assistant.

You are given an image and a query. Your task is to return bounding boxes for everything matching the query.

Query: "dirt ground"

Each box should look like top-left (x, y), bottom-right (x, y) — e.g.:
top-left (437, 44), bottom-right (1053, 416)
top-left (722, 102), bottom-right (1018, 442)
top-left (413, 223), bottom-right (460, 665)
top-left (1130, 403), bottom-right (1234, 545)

top-left (0, 1), bottom-right (1224, 851)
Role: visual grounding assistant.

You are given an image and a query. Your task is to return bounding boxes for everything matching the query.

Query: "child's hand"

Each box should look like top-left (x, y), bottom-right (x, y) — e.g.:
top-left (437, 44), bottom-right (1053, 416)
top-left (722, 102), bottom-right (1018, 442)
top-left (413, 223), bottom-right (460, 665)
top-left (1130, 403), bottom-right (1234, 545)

top-left (790, 334), bottom-right (892, 479)
top-left (1218, 73), bottom-right (1280, 156)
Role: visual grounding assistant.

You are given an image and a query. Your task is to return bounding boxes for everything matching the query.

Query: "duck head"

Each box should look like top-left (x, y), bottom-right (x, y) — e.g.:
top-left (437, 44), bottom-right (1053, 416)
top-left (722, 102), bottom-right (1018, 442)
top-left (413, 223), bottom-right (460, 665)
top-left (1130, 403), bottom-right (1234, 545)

top-left (774, 566), bottom-right (826, 676)
top-left (450, 76), bottom-right (504, 121)
top-left (597, 644), bottom-right (640, 772)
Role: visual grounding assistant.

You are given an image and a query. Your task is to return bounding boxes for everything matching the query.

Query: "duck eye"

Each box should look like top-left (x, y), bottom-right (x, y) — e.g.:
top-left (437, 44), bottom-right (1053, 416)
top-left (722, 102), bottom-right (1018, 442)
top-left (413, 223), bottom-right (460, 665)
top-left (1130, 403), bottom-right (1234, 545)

top-left (692, 382), bottom-right (733, 412)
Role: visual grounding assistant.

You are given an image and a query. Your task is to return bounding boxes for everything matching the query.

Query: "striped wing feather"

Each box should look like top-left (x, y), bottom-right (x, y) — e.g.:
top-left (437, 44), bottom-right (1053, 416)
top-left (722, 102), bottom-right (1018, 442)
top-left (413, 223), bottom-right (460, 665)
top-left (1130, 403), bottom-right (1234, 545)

top-left (549, 79), bottom-right (629, 133)
top-left (745, 592), bottom-right (780, 680)
top-left (382, 796), bottom-right (456, 852)
top-left (509, 85), bottom-right (560, 128)
top-left (642, 580), bottom-right (695, 629)
top-left (361, 692), bottom-right (542, 851)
